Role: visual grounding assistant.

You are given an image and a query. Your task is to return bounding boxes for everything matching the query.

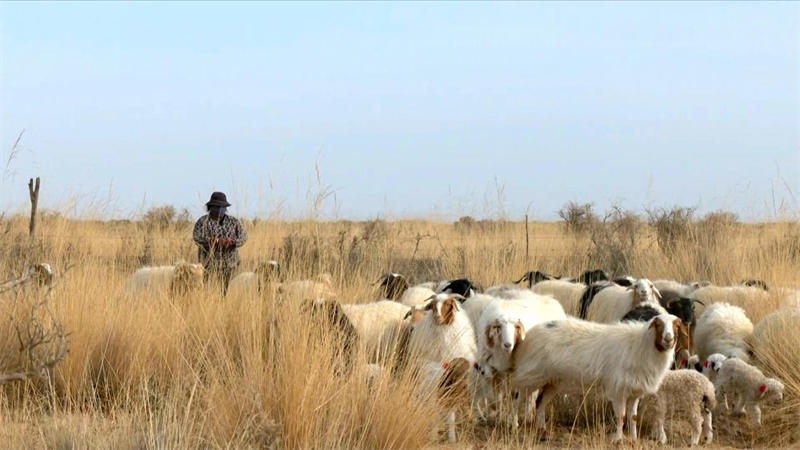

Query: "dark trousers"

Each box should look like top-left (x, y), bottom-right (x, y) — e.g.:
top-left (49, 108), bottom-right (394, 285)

top-left (204, 264), bottom-right (237, 295)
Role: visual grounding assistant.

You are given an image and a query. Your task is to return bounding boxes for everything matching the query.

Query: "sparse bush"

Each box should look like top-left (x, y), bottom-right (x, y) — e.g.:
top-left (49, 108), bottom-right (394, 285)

top-left (142, 205), bottom-right (177, 231)
top-left (647, 205), bottom-right (697, 256)
top-left (588, 206), bottom-right (643, 275)
top-left (558, 201), bottom-right (598, 236)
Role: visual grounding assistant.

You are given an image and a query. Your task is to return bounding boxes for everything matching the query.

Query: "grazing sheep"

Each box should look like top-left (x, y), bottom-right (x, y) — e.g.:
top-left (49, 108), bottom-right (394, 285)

top-left (532, 279), bottom-right (587, 316)
top-left (503, 314), bottom-right (681, 441)
top-left (124, 262), bottom-right (205, 297)
top-left (227, 260), bottom-right (280, 297)
top-left (279, 273), bottom-right (336, 300)
top-left (640, 369), bottom-right (717, 445)
top-left (375, 272), bottom-right (410, 300)
top-left (399, 285), bottom-right (438, 307)
top-left (689, 285), bottom-right (768, 317)
top-left (436, 278), bottom-right (480, 298)
top-left (694, 302), bottom-right (754, 363)
top-left (585, 278), bottom-right (662, 324)
top-left (28, 263), bottom-right (54, 287)
top-left (714, 357), bottom-right (784, 426)
top-left (748, 307), bottom-right (800, 367)
top-left (654, 279), bottom-right (706, 297)
top-left (310, 299), bottom-right (410, 364)
top-left (513, 271), bottom-right (555, 288)
top-left (407, 294), bottom-right (478, 365)
top-left (573, 269), bottom-right (609, 285)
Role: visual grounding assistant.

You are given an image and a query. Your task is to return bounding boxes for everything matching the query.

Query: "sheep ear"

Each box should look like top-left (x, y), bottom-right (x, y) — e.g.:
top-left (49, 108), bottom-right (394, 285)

top-left (626, 284), bottom-right (635, 290)
top-left (440, 299), bottom-right (457, 325)
top-left (484, 325), bottom-right (494, 348)
top-left (403, 309), bottom-right (413, 320)
top-left (759, 385), bottom-right (767, 398)
top-left (514, 320), bottom-right (525, 345)
top-left (652, 285), bottom-right (662, 299)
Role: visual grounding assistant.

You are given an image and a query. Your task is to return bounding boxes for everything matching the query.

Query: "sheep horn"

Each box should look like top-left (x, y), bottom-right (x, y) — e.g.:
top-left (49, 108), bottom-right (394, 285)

top-left (691, 299), bottom-right (706, 307)
top-left (512, 273), bottom-right (530, 285)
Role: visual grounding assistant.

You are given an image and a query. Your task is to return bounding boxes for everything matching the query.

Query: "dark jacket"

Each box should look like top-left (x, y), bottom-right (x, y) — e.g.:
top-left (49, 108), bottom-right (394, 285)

top-left (192, 214), bottom-right (248, 272)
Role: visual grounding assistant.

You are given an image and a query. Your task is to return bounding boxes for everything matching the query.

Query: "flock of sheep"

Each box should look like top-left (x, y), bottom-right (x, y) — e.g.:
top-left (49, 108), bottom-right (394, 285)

top-left (119, 261), bottom-right (794, 445)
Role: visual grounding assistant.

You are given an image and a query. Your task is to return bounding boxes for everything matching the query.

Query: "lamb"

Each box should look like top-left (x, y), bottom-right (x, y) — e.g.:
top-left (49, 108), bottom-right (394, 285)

top-left (124, 261), bottom-right (205, 297)
top-left (694, 302), bottom-right (754, 363)
top-left (640, 369), bottom-right (717, 445)
top-left (701, 353), bottom-right (728, 385)
top-left (278, 273), bottom-right (336, 300)
top-left (227, 260), bottom-right (280, 297)
top-left (406, 293), bottom-right (478, 364)
top-left (501, 314), bottom-right (681, 441)
top-left (585, 278), bottom-right (662, 324)
top-left (714, 357), bottom-right (784, 426)
top-left (375, 272), bottom-right (409, 300)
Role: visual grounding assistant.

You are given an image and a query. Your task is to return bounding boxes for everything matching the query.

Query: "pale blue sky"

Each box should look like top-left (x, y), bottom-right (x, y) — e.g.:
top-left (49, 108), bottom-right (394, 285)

top-left (1, 2), bottom-right (798, 221)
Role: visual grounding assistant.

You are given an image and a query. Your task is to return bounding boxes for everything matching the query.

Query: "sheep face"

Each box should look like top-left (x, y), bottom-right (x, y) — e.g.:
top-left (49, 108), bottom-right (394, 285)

top-left (441, 279), bottom-right (476, 299)
top-left (760, 378), bottom-right (785, 404)
top-left (423, 295), bottom-right (463, 325)
top-left (650, 314), bottom-right (680, 352)
top-left (474, 351), bottom-right (496, 379)
top-left (514, 271), bottom-right (552, 287)
top-left (29, 263), bottom-right (54, 286)
top-left (485, 316), bottom-right (523, 354)
top-left (703, 353), bottom-right (727, 377)
top-left (629, 278), bottom-right (661, 305)
top-left (376, 273), bottom-right (409, 300)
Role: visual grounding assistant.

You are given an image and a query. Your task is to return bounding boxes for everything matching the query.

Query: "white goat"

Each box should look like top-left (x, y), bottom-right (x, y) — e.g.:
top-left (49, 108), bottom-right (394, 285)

top-left (503, 314), bottom-right (681, 442)
top-left (407, 293), bottom-right (477, 364)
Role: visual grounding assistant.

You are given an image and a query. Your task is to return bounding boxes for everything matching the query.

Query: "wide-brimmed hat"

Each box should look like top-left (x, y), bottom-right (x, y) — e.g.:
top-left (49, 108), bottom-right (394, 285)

top-left (206, 191), bottom-right (231, 207)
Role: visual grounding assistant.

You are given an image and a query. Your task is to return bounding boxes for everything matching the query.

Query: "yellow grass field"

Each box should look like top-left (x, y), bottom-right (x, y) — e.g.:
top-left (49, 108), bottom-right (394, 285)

top-left (0, 212), bottom-right (798, 449)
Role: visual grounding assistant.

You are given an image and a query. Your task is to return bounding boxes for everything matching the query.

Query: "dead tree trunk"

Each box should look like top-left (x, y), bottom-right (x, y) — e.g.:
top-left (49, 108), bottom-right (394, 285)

top-left (28, 177), bottom-right (41, 245)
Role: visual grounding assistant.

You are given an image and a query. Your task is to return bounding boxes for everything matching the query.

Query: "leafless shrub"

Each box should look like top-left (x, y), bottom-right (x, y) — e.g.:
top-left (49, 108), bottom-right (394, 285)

top-left (588, 207), bottom-right (643, 275)
top-left (647, 206), bottom-right (697, 256)
top-left (558, 202), bottom-right (598, 236)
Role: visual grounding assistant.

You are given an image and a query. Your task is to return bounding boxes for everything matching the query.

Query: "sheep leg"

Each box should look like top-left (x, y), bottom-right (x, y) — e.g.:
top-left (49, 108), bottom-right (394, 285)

top-left (733, 393), bottom-right (746, 416)
top-left (655, 414), bottom-right (667, 445)
top-left (690, 410), bottom-right (703, 446)
top-left (716, 392), bottom-right (728, 414)
top-left (746, 402), bottom-right (762, 427)
top-left (612, 395), bottom-right (627, 443)
top-left (446, 410), bottom-right (456, 443)
top-left (702, 409), bottom-right (713, 444)
top-left (625, 396), bottom-right (641, 440)
top-left (534, 385), bottom-right (559, 431)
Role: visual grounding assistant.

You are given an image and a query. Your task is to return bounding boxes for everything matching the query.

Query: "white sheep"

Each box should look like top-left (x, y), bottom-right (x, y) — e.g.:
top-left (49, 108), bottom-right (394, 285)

top-left (416, 358), bottom-right (473, 443)
top-left (502, 314), bottom-right (681, 442)
top-left (531, 279), bottom-right (587, 316)
top-left (585, 278), bottom-right (662, 324)
top-left (701, 353), bottom-right (728, 385)
top-left (279, 273), bottom-right (336, 300)
top-left (640, 369), bottom-right (717, 445)
top-left (407, 293), bottom-right (477, 364)
top-left (653, 279), bottom-right (706, 297)
top-left (399, 285), bottom-right (438, 307)
top-left (477, 294), bottom-right (566, 426)
top-left (694, 302), bottom-right (754, 363)
top-left (124, 262), bottom-right (205, 297)
top-left (689, 285), bottom-right (769, 317)
top-left (714, 357), bottom-right (784, 426)
top-left (227, 260), bottom-right (280, 298)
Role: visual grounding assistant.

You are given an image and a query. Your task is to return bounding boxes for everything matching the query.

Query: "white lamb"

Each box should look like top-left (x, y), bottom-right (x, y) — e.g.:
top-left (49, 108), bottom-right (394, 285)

top-left (503, 314), bottom-right (681, 442)
top-left (701, 353), bottom-right (729, 385)
top-left (694, 302), bottom-right (754, 363)
top-left (124, 262), bottom-right (205, 297)
top-left (586, 278), bottom-right (662, 324)
top-left (532, 279), bottom-right (587, 316)
top-left (714, 357), bottom-right (784, 426)
top-left (640, 369), bottom-right (717, 445)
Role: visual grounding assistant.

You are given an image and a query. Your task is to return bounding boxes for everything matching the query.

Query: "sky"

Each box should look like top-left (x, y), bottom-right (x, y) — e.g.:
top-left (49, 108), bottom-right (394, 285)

top-left (0, 2), bottom-right (798, 221)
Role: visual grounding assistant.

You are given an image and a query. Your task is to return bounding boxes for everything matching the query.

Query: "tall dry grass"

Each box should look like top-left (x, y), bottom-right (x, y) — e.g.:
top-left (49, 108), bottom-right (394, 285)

top-left (0, 212), bottom-right (798, 449)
